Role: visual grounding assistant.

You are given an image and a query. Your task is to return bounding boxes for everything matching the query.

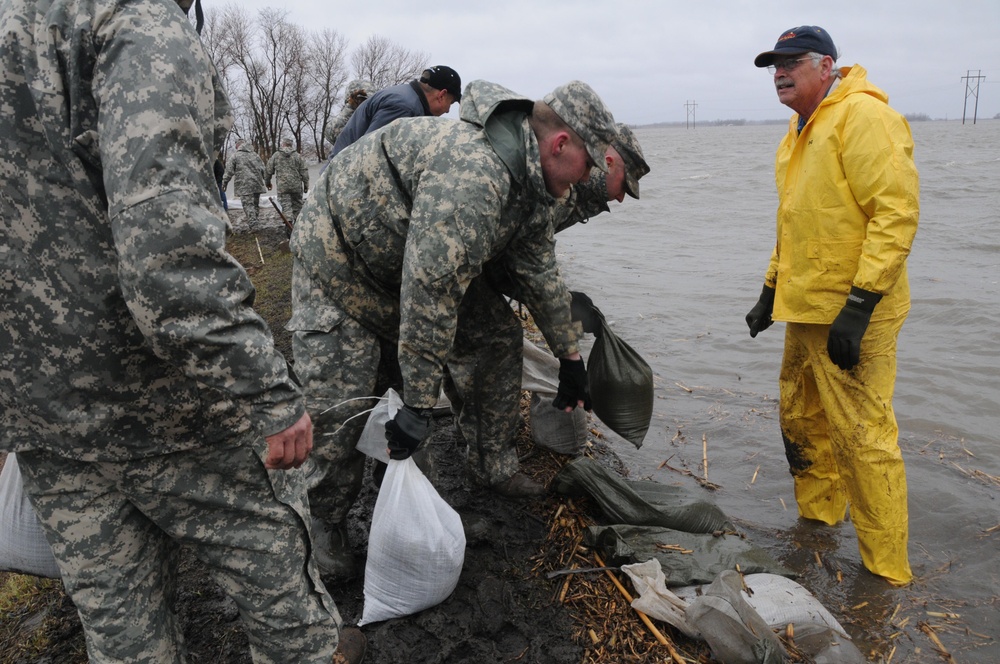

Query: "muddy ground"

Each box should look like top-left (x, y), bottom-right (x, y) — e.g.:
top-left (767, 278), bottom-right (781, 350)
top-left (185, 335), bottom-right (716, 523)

top-left (1, 212), bottom-right (714, 664)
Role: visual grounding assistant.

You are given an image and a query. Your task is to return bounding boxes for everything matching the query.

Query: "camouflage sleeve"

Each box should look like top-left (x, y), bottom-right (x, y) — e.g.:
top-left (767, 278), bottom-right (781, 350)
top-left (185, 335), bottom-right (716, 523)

top-left (264, 153), bottom-right (275, 187)
top-left (299, 154), bottom-right (309, 190)
top-left (222, 156), bottom-right (234, 190)
top-left (94, 1), bottom-right (302, 434)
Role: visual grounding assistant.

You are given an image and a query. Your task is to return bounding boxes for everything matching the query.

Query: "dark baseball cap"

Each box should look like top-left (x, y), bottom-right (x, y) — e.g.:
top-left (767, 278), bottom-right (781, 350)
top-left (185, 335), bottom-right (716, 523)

top-left (754, 26), bottom-right (837, 68)
top-left (420, 65), bottom-right (462, 101)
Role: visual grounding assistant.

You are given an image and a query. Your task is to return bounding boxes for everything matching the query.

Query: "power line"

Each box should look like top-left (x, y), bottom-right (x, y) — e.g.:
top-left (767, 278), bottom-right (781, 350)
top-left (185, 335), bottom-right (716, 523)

top-left (684, 100), bottom-right (697, 129)
top-left (961, 70), bottom-right (986, 125)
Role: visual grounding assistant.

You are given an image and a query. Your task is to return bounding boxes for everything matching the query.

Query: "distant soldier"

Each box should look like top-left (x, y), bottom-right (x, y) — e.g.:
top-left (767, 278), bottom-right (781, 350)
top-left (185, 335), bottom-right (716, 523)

top-left (324, 79), bottom-right (374, 147)
top-left (266, 138), bottom-right (310, 225)
top-left (222, 138), bottom-right (267, 229)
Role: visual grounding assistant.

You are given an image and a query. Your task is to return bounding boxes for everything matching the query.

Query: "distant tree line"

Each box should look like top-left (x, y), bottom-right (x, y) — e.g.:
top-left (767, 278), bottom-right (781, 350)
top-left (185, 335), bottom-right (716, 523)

top-left (200, 5), bottom-right (430, 162)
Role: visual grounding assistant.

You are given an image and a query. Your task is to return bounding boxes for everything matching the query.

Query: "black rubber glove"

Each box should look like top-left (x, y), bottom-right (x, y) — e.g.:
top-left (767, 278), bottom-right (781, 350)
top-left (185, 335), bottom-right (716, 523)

top-left (745, 285), bottom-right (776, 338)
top-left (552, 357), bottom-right (592, 411)
top-left (570, 291), bottom-right (602, 335)
top-left (385, 404), bottom-right (433, 460)
top-left (827, 286), bottom-right (882, 371)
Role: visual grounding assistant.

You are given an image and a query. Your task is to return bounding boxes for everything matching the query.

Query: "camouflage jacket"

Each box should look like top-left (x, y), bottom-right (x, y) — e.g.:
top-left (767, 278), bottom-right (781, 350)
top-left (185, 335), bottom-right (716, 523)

top-left (222, 143), bottom-right (267, 197)
top-left (0, 0), bottom-right (303, 460)
top-left (265, 147), bottom-right (309, 194)
top-left (290, 80), bottom-right (579, 408)
top-left (324, 104), bottom-right (356, 146)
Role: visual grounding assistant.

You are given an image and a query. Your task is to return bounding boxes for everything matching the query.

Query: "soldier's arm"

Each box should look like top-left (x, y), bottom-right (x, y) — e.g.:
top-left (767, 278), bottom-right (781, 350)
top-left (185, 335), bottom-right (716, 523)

top-left (92, 3), bottom-right (304, 436)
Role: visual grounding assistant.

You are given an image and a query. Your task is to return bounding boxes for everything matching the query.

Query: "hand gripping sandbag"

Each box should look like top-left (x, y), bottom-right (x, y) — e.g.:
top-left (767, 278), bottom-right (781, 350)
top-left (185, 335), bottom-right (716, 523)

top-left (359, 457), bottom-right (465, 626)
top-left (0, 454), bottom-right (61, 578)
top-left (587, 312), bottom-right (654, 448)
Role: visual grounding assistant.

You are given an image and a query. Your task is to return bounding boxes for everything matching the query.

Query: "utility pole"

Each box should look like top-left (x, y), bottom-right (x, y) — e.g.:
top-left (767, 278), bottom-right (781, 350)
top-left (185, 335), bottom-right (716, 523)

top-left (961, 70), bottom-right (985, 125)
top-left (685, 100), bottom-right (697, 129)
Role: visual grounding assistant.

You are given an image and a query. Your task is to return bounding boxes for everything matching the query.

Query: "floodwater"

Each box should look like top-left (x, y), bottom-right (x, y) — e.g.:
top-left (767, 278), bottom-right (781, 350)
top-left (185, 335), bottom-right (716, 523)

top-left (557, 120), bottom-right (1000, 662)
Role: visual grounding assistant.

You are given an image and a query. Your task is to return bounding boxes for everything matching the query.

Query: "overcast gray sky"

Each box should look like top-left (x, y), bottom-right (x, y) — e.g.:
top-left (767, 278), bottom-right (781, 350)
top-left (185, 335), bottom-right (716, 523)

top-left (233, 0), bottom-right (999, 124)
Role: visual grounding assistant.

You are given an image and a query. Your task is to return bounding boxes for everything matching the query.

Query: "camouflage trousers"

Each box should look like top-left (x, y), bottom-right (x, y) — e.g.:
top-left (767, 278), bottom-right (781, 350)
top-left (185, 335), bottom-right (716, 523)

top-left (17, 438), bottom-right (342, 664)
top-left (239, 192), bottom-right (261, 224)
top-left (443, 276), bottom-right (523, 486)
top-left (278, 191), bottom-right (305, 222)
top-left (289, 281), bottom-right (522, 523)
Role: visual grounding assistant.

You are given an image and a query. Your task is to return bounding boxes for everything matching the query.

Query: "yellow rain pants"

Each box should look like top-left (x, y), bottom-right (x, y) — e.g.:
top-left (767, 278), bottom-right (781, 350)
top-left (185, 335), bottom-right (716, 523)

top-left (778, 316), bottom-right (912, 586)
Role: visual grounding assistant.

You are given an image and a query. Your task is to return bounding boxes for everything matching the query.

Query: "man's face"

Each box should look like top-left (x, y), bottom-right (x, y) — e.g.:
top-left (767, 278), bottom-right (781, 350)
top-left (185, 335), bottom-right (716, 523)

top-left (604, 147), bottom-right (627, 203)
top-left (541, 133), bottom-right (593, 198)
top-left (772, 54), bottom-right (831, 117)
top-left (428, 89), bottom-right (457, 117)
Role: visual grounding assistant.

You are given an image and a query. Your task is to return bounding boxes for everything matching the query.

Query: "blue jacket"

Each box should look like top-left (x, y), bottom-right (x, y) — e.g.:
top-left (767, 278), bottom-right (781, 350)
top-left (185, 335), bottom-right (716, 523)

top-left (331, 80), bottom-right (430, 156)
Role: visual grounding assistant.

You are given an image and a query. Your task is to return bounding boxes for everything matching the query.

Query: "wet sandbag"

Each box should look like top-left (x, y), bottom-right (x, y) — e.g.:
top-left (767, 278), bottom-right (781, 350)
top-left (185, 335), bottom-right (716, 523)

top-left (529, 391), bottom-right (588, 456)
top-left (554, 456), bottom-right (733, 533)
top-left (685, 570), bottom-right (786, 664)
top-left (585, 524), bottom-right (794, 587)
top-left (587, 313), bottom-right (653, 448)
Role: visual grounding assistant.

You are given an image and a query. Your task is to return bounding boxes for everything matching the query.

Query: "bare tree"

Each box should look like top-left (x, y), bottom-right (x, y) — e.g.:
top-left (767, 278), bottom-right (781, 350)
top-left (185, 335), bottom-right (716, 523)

top-left (351, 35), bottom-right (428, 90)
top-left (201, 7), bottom-right (432, 163)
top-left (307, 29), bottom-right (349, 160)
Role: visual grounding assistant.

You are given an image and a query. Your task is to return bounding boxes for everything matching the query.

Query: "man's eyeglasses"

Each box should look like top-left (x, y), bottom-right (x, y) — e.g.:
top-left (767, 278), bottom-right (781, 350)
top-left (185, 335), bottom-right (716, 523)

top-left (766, 56), bottom-right (813, 74)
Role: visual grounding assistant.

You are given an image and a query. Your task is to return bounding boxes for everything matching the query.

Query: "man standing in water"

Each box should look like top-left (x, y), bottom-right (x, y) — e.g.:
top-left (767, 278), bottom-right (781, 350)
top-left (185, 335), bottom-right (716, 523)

top-left (745, 26), bottom-right (919, 586)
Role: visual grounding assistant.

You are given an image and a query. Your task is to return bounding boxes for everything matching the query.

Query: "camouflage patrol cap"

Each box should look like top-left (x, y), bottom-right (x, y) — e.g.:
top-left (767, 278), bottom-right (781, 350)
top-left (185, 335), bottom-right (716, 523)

top-left (344, 78), bottom-right (374, 103)
top-left (543, 81), bottom-right (616, 173)
top-left (612, 123), bottom-right (650, 199)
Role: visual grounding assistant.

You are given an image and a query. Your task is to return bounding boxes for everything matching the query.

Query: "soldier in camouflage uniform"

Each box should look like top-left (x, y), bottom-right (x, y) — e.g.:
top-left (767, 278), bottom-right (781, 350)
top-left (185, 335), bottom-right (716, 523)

top-left (288, 79), bottom-right (617, 577)
top-left (324, 78), bottom-right (374, 147)
top-left (0, 0), bottom-right (364, 661)
top-left (223, 138), bottom-right (268, 229)
top-left (265, 138), bottom-right (310, 224)
top-left (456, 123), bottom-right (652, 477)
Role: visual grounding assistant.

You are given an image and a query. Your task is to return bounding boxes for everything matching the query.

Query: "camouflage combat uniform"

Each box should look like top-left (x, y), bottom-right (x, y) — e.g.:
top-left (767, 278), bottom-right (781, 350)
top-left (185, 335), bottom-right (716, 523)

top-left (265, 144), bottom-right (310, 222)
top-left (323, 79), bottom-right (374, 147)
top-left (289, 80), bottom-right (611, 521)
top-left (223, 141), bottom-right (267, 226)
top-left (0, 0), bottom-right (340, 661)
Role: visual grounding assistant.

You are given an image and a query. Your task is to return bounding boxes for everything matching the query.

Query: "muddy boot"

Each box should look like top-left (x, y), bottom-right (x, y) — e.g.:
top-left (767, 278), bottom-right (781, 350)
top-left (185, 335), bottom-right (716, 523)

top-left (311, 518), bottom-right (358, 579)
top-left (331, 626), bottom-right (366, 664)
top-left (491, 472), bottom-right (546, 499)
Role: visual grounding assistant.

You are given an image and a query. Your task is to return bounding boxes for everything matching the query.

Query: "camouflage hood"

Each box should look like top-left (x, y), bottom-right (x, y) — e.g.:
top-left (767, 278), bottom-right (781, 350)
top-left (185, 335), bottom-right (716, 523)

top-left (459, 80), bottom-right (534, 185)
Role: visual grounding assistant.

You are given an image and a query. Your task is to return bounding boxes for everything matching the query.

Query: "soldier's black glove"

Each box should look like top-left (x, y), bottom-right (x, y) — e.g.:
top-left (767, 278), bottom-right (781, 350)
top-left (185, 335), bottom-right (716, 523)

top-left (552, 357), bottom-right (592, 412)
top-left (827, 286), bottom-right (882, 371)
top-left (570, 291), bottom-right (602, 336)
top-left (745, 285), bottom-right (776, 338)
top-left (385, 404), bottom-right (433, 460)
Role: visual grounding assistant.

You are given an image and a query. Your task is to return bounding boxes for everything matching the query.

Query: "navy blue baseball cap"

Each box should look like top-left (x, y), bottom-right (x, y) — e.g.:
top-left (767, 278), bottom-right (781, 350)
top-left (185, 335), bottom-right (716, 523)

top-left (420, 65), bottom-right (462, 101)
top-left (754, 26), bottom-right (838, 68)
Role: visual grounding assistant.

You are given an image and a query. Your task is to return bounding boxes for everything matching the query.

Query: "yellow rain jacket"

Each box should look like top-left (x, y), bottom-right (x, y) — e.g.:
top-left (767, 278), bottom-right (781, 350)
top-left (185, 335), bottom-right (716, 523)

top-left (764, 65), bottom-right (919, 323)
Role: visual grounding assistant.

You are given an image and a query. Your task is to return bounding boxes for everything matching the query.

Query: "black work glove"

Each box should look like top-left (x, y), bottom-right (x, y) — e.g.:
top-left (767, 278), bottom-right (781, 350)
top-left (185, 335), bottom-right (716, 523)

top-left (570, 291), bottom-right (602, 336)
top-left (552, 357), bottom-right (592, 412)
top-left (827, 286), bottom-right (882, 371)
top-left (385, 404), bottom-right (433, 460)
top-left (745, 285), bottom-right (776, 338)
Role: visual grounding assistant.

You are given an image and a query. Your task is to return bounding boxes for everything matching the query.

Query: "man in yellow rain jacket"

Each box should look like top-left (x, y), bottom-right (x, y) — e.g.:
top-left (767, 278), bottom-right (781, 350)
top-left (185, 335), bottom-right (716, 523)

top-left (745, 26), bottom-right (919, 586)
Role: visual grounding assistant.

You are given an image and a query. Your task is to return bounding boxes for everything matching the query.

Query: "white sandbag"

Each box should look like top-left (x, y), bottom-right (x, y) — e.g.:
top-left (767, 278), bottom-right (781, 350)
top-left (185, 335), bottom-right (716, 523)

top-left (621, 559), bottom-right (700, 638)
top-left (521, 339), bottom-right (559, 393)
top-left (355, 389), bottom-right (397, 464)
top-left (0, 454), bottom-right (61, 578)
top-left (529, 391), bottom-right (588, 456)
top-left (674, 572), bottom-right (849, 638)
top-left (685, 570), bottom-right (786, 664)
top-left (359, 457), bottom-right (465, 626)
